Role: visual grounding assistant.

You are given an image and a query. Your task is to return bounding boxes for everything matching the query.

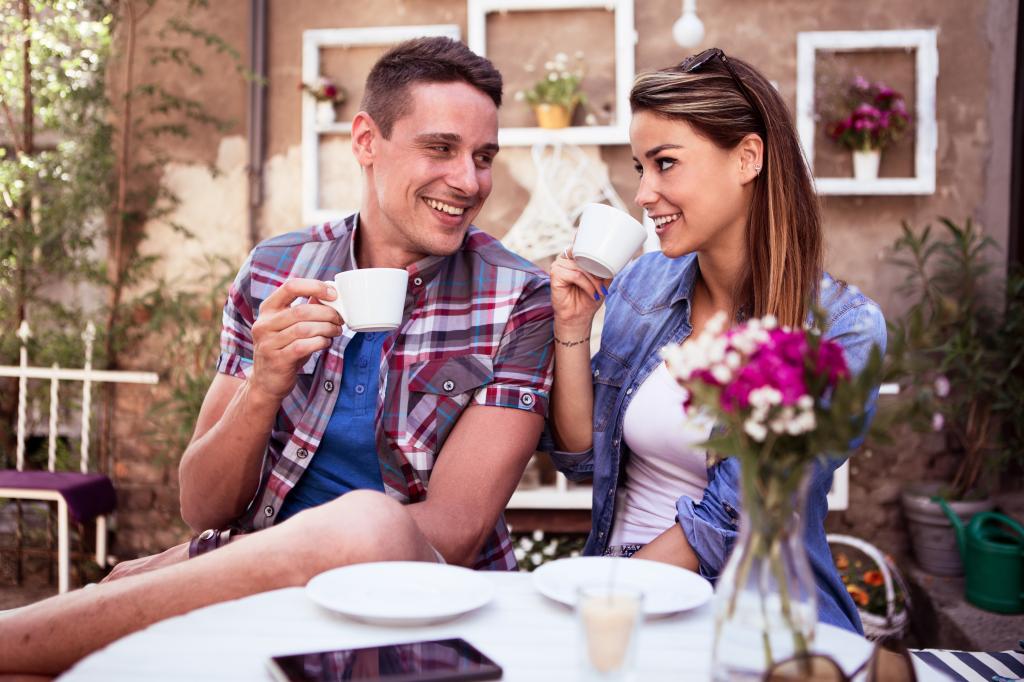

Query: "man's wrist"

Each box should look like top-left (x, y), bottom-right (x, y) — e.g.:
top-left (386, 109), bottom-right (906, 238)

top-left (187, 528), bottom-right (233, 558)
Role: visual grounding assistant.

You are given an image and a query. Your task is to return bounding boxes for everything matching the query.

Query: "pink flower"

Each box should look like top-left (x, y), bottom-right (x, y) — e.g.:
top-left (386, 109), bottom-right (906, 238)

top-left (931, 412), bottom-right (945, 432)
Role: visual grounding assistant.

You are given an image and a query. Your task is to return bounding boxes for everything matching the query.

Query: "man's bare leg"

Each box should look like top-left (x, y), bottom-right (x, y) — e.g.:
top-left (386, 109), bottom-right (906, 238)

top-left (0, 491), bottom-right (439, 676)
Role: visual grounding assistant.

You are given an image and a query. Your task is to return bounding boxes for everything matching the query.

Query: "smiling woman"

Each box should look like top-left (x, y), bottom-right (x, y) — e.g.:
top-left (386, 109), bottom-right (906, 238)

top-left (543, 48), bottom-right (886, 647)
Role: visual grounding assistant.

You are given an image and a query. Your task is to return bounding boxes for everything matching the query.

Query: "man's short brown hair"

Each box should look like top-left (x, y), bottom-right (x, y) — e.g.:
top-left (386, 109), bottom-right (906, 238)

top-left (361, 37), bottom-right (503, 138)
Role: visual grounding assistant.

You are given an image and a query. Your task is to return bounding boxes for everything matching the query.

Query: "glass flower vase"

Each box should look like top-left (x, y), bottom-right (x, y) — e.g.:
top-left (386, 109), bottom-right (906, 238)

top-left (710, 462), bottom-right (817, 681)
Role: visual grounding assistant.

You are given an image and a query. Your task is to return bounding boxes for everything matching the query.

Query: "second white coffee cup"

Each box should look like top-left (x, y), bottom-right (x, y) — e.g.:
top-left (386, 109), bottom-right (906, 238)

top-left (571, 203), bottom-right (647, 279)
top-left (322, 268), bottom-right (409, 332)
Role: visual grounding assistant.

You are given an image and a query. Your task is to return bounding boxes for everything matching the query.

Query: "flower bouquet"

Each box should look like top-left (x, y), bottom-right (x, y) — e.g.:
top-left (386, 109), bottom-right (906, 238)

top-left (823, 75), bottom-right (910, 180)
top-left (515, 52), bottom-right (587, 129)
top-left (662, 308), bottom-right (882, 679)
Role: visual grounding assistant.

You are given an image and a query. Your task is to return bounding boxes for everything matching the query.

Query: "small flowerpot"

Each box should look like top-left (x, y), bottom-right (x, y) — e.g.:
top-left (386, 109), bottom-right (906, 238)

top-left (901, 481), bottom-right (994, 576)
top-left (315, 100), bottom-right (336, 126)
top-left (852, 149), bottom-right (881, 181)
top-left (533, 103), bottom-right (573, 129)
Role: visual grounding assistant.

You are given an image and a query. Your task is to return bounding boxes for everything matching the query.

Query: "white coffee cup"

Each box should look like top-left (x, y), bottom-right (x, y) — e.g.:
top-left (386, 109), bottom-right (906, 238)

top-left (571, 203), bottom-right (647, 279)
top-left (322, 268), bottom-right (409, 332)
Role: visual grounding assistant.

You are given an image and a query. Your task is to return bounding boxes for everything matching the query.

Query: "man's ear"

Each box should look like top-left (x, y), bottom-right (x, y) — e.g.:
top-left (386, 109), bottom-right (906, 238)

top-left (351, 111), bottom-right (379, 168)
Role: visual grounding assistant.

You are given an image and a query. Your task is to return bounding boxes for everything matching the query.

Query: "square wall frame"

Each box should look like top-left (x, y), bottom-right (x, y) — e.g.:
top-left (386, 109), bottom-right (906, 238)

top-left (796, 29), bottom-right (939, 196)
top-left (467, 0), bottom-right (635, 146)
top-left (301, 25), bottom-right (461, 224)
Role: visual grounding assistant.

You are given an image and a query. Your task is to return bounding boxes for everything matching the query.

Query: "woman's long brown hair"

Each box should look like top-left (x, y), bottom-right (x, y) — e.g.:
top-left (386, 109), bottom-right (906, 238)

top-left (630, 55), bottom-right (823, 328)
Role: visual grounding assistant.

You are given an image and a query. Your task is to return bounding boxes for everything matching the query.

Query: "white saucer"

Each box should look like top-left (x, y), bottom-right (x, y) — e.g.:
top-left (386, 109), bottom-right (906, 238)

top-left (531, 556), bottom-right (713, 616)
top-left (306, 561), bottom-right (494, 626)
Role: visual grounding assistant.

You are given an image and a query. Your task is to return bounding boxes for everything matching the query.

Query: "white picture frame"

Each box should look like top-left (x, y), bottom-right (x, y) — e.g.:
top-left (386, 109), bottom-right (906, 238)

top-left (467, 0), bottom-right (635, 146)
top-left (301, 25), bottom-right (461, 225)
top-left (796, 29), bottom-right (939, 196)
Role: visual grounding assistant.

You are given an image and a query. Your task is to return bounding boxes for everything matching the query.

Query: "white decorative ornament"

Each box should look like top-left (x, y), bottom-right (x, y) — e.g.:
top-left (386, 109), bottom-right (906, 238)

top-left (672, 0), bottom-right (705, 48)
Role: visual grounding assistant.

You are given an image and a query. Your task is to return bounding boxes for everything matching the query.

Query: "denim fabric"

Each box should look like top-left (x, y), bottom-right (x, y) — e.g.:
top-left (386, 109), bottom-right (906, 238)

top-left (545, 251), bottom-right (887, 633)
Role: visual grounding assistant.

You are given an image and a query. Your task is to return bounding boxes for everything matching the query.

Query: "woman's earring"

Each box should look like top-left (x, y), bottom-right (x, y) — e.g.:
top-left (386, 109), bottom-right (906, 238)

top-left (754, 164), bottom-right (762, 176)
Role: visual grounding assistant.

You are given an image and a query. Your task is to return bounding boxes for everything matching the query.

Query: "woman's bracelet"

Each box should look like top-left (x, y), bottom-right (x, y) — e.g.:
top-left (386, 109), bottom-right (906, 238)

top-left (554, 334), bottom-right (590, 348)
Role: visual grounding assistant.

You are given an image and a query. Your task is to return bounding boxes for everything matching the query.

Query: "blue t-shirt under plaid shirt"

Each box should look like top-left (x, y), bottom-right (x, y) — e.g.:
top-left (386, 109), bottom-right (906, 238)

top-left (278, 331), bottom-right (387, 522)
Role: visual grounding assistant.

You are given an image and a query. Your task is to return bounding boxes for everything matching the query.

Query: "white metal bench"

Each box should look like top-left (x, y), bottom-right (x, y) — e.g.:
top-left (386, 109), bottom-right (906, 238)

top-left (0, 321), bottom-right (158, 593)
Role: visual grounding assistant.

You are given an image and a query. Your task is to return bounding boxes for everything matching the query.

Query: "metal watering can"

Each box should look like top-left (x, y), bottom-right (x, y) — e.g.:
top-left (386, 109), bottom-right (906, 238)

top-left (936, 498), bottom-right (1024, 614)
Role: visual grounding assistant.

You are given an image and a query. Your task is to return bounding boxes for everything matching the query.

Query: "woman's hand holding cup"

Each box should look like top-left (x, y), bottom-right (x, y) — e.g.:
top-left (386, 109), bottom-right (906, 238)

top-left (250, 278), bottom-right (342, 402)
top-left (550, 247), bottom-right (609, 334)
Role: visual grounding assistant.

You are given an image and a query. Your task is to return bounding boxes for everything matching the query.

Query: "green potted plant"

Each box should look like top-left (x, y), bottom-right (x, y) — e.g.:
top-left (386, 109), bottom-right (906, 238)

top-left (823, 75), bottom-right (910, 181)
top-left (515, 52), bottom-right (587, 129)
top-left (885, 217), bottom-right (1023, 575)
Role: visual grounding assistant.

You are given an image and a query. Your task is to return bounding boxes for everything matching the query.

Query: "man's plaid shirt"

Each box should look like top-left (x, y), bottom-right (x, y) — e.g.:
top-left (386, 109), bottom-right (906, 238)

top-left (217, 213), bottom-right (554, 569)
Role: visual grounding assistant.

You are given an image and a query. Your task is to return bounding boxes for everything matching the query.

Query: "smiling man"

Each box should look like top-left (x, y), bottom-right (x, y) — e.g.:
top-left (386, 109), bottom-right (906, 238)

top-left (1, 37), bottom-right (554, 676)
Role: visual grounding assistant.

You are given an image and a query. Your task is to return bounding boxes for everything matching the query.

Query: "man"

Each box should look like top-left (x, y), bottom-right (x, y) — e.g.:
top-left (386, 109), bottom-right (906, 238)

top-left (1, 37), bottom-right (553, 675)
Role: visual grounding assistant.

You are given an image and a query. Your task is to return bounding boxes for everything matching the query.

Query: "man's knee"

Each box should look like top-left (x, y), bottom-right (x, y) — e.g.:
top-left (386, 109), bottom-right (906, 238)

top-left (285, 491), bottom-right (429, 567)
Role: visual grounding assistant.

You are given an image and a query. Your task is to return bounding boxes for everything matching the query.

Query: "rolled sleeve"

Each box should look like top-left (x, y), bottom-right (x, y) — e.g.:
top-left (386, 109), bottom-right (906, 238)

top-left (675, 457), bottom-right (744, 582)
top-left (471, 276), bottom-right (554, 417)
top-left (216, 253), bottom-right (257, 379)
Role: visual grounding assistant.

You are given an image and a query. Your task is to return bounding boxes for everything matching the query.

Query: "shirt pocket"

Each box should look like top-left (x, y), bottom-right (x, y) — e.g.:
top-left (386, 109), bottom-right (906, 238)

top-left (406, 354), bottom-right (495, 452)
top-left (591, 351), bottom-right (629, 432)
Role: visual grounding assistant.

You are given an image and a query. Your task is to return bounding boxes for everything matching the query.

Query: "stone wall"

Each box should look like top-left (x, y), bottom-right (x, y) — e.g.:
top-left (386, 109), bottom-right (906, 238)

top-left (106, 0), bottom-right (1019, 558)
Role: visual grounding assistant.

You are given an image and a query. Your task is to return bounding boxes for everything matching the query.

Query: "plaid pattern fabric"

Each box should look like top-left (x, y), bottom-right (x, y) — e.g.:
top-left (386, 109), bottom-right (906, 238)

top-left (217, 213), bottom-right (554, 570)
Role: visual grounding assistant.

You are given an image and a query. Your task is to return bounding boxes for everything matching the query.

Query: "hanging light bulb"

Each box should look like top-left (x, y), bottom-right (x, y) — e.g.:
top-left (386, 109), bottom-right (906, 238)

top-left (672, 0), bottom-right (705, 48)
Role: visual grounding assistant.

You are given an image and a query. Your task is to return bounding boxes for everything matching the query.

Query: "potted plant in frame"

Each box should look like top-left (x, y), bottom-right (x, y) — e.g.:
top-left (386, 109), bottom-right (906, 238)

top-left (516, 52), bottom-right (587, 129)
top-left (885, 217), bottom-right (1024, 576)
top-left (824, 75), bottom-right (910, 181)
top-left (300, 76), bottom-right (347, 126)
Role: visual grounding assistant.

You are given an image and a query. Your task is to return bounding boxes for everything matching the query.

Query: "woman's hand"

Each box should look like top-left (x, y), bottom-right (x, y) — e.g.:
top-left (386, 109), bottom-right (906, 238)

top-left (550, 248), bottom-right (610, 333)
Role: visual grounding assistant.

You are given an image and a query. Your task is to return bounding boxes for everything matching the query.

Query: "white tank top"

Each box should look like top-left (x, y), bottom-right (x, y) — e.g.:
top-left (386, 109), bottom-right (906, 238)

top-left (609, 362), bottom-right (712, 546)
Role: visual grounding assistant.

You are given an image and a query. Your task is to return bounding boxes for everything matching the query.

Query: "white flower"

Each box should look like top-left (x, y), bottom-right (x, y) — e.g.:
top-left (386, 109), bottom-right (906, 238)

top-left (514, 90), bottom-right (525, 101)
top-left (584, 113), bottom-right (598, 125)
top-left (544, 61), bottom-right (556, 71)
top-left (532, 529), bottom-right (544, 542)
top-left (530, 552), bottom-right (542, 565)
top-left (548, 73), bottom-right (558, 82)
top-left (554, 52), bottom-right (569, 64)
top-left (518, 537), bottom-right (534, 551)
top-left (514, 548), bottom-right (526, 561)
top-left (542, 543), bottom-right (557, 556)
top-left (744, 418), bottom-right (768, 442)
top-left (710, 364), bottom-right (732, 384)
top-left (797, 395), bottom-right (814, 410)
top-left (725, 351), bottom-right (741, 369)
top-left (931, 412), bottom-right (945, 432)
top-left (559, 71), bottom-right (570, 80)
top-left (934, 376), bottom-right (950, 398)
top-left (762, 314), bottom-right (778, 330)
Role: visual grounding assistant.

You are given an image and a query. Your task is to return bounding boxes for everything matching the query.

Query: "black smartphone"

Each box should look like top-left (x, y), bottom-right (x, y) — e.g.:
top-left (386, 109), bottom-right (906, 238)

top-left (266, 637), bottom-right (503, 682)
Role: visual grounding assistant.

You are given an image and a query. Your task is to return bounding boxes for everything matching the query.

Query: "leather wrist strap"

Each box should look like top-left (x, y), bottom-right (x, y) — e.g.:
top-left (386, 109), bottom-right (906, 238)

top-left (188, 528), bottom-right (233, 558)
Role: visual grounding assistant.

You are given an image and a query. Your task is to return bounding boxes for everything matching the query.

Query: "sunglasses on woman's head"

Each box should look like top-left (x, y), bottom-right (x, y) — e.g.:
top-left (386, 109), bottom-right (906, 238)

top-left (679, 47), bottom-right (762, 126)
top-left (764, 641), bottom-right (918, 682)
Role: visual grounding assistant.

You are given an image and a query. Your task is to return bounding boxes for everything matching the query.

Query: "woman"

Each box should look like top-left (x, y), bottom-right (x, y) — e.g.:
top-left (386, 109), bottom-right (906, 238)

top-left (547, 49), bottom-right (886, 633)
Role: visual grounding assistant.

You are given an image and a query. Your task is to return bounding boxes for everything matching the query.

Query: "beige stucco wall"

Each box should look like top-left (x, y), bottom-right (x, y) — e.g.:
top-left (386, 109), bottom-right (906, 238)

top-left (138, 0), bottom-right (1018, 312)
top-left (115, 0), bottom-right (1017, 557)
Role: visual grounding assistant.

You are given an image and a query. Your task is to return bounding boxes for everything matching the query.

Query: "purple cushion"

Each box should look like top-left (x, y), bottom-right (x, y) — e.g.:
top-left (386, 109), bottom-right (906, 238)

top-left (0, 470), bottom-right (117, 523)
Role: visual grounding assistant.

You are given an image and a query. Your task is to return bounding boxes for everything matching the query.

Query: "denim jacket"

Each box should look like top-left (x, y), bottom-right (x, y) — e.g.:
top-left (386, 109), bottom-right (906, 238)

top-left (546, 251), bottom-right (887, 633)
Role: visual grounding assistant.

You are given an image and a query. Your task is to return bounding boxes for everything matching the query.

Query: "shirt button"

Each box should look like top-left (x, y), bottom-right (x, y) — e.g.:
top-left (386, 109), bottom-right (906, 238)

top-left (626, 387), bottom-right (634, 395)
top-left (413, 277), bottom-right (423, 286)
top-left (296, 447), bottom-right (308, 459)
top-left (355, 384), bottom-right (365, 395)
top-left (264, 505), bottom-right (274, 518)
top-left (593, 369), bottom-right (600, 378)
top-left (442, 379), bottom-right (456, 392)
top-left (520, 393), bottom-right (535, 407)
top-left (323, 380), bottom-right (334, 392)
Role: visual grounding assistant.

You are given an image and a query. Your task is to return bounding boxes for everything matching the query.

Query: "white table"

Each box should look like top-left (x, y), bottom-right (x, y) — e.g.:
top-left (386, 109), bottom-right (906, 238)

top-left (61, 573), bottom-right (945, 681)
